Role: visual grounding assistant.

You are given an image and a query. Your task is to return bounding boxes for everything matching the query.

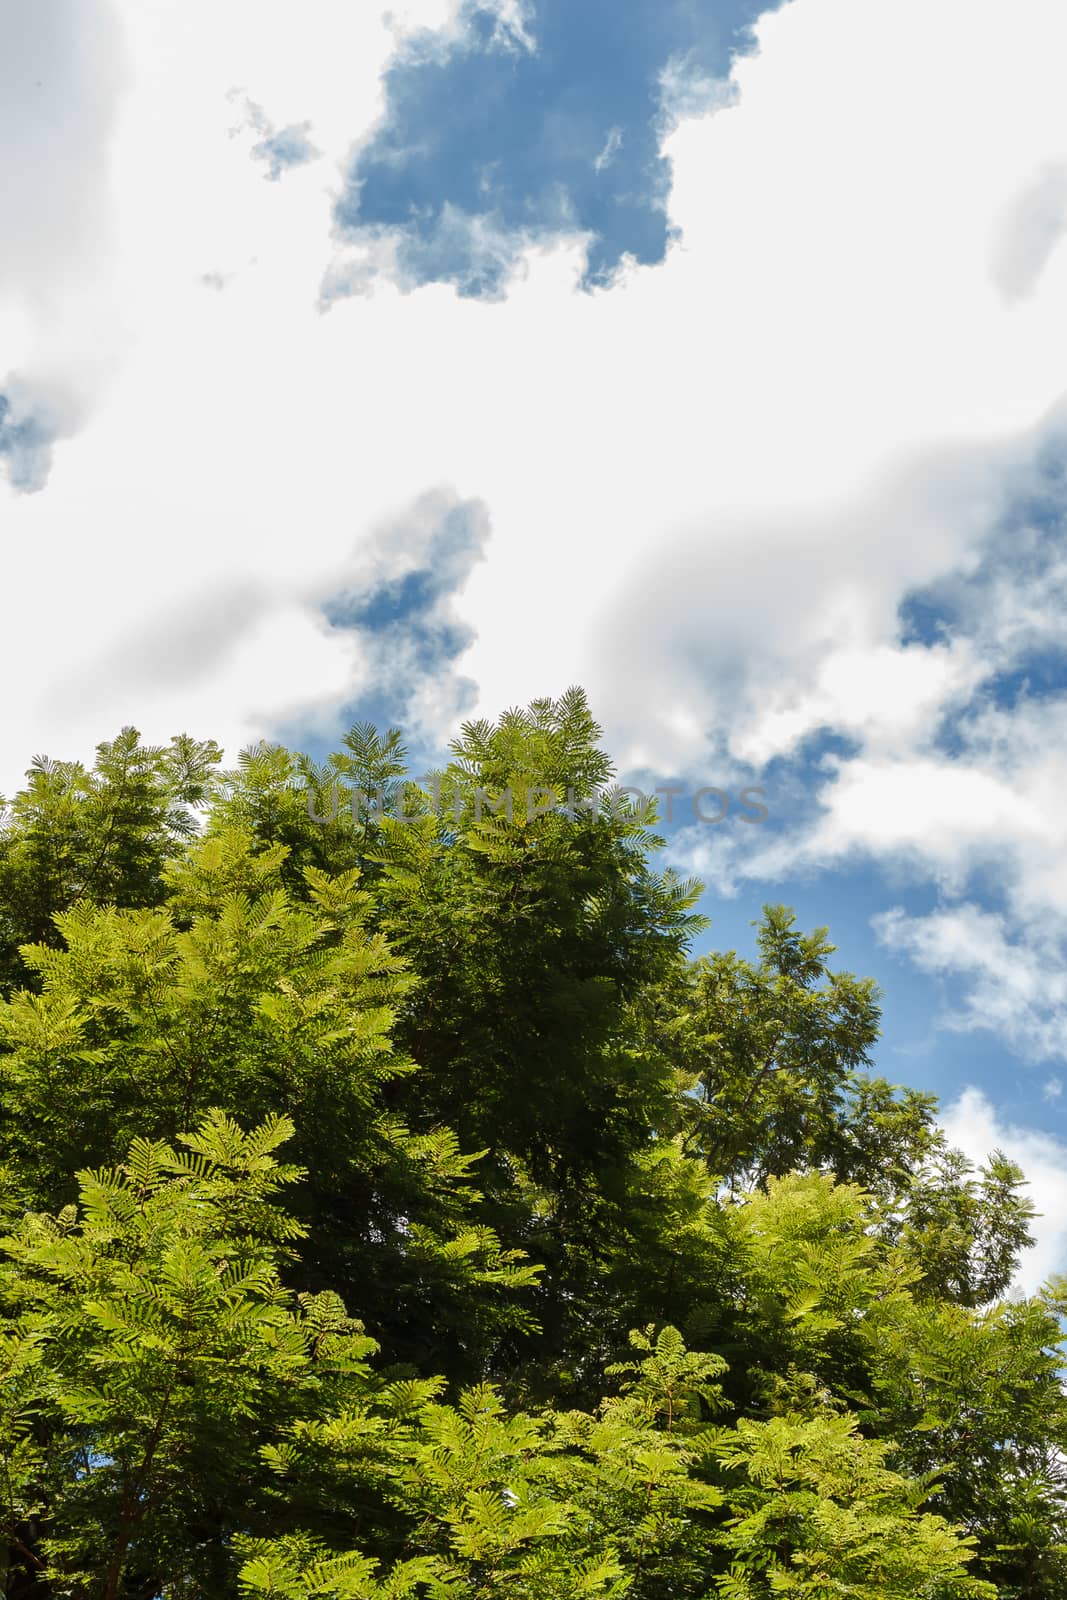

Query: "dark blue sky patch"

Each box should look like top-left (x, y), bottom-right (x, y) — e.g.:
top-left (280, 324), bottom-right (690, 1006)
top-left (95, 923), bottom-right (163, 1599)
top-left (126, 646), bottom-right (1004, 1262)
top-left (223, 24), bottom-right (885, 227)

top-left (897, 591), bottom-right (956, 649)
top-left (983, 654), bottom-right (1067, 709)
top-left (335, 0), bottom-right (784, 296)
top-left (0, 389), bottom-right (58, 493)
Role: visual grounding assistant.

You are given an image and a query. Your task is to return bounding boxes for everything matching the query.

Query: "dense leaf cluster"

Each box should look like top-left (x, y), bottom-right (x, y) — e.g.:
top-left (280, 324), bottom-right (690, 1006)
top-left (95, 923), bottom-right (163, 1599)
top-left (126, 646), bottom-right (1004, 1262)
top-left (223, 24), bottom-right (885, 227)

top-left (0, 689), bottom-right (1062, 1597)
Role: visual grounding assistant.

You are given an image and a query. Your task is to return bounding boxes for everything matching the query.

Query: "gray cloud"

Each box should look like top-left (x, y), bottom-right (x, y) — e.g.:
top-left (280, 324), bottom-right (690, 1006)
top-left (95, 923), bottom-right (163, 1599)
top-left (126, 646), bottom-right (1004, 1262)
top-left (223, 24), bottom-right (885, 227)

top-left (588, 433), bottom-right (1020, 771)
top-left (0, 0), bottom-right (126, 490)
top-left (991, 163), bottom-right (1067, 302)
top-left (42, 583), bottom-right (274, 716)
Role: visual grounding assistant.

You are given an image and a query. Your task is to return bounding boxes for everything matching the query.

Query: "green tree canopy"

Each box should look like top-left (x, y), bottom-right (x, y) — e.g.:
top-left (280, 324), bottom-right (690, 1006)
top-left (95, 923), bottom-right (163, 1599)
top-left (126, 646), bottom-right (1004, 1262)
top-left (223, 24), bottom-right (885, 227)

top-left (0, 689), bottom-right (1061, 1597)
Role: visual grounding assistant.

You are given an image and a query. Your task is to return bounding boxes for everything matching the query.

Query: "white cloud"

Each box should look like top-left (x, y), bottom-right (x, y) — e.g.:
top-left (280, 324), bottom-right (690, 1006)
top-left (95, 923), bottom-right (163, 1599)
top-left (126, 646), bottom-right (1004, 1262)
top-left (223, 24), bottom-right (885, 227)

top-left (941, 1086), bottom-right (1067, 1297)
top-left (873, 904), bottom-right (1067, 1061)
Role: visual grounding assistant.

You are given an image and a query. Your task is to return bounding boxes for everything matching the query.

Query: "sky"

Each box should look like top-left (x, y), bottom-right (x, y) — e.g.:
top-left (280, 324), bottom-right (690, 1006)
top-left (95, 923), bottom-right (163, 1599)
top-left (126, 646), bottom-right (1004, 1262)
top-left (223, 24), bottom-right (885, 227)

top-left (4, 0), bottom-right (1067, 1290)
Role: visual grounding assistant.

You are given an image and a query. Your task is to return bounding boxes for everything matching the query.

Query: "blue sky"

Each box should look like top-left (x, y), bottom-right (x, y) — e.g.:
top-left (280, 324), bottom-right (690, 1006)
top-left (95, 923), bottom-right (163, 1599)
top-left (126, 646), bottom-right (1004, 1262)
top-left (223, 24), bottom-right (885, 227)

top-left (5, 0), bottom-right (1067, 1286)
top-left (336, 0), bottom-right (782, 293)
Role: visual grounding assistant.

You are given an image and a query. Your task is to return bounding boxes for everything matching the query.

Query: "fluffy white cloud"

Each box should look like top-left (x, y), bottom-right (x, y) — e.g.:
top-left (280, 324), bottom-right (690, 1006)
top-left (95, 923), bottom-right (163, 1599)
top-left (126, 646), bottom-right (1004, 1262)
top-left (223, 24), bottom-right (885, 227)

top-left (873, 904), bottom-right (1067, 1061)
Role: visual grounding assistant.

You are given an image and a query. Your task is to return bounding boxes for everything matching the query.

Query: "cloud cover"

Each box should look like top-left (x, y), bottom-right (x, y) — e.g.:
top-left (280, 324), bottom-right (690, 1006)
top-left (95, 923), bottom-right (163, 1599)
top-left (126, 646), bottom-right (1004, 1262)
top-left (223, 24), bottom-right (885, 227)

top-left (4, 0), bottom-right (1067, 1104)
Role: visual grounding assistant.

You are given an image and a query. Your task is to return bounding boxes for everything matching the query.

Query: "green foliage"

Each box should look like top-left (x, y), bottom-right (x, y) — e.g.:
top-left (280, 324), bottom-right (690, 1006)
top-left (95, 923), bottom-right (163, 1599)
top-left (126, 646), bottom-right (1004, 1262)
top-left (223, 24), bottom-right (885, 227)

top-left (884, 1144), bottom-right (1036, 1306)
top-left (361, 693), bottom-right (708, 1388)
top-left (0, 690), bottom-right (1061, 1596)
top-left (712, 1411), bottom-right (995, 1598)
top-left (0, 729), bottom-right (221, 995)
top-left (668, 906), bottom-right (927, 1190)
top-left (867, 1289), bottom-right (1067, 1595)
top-left (236, 1316), bottom-right (989, 1600)
top-left (0, 826), bottom-right (540, 1380)
top-left (0, 1113), bottom-right (378, 1596)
